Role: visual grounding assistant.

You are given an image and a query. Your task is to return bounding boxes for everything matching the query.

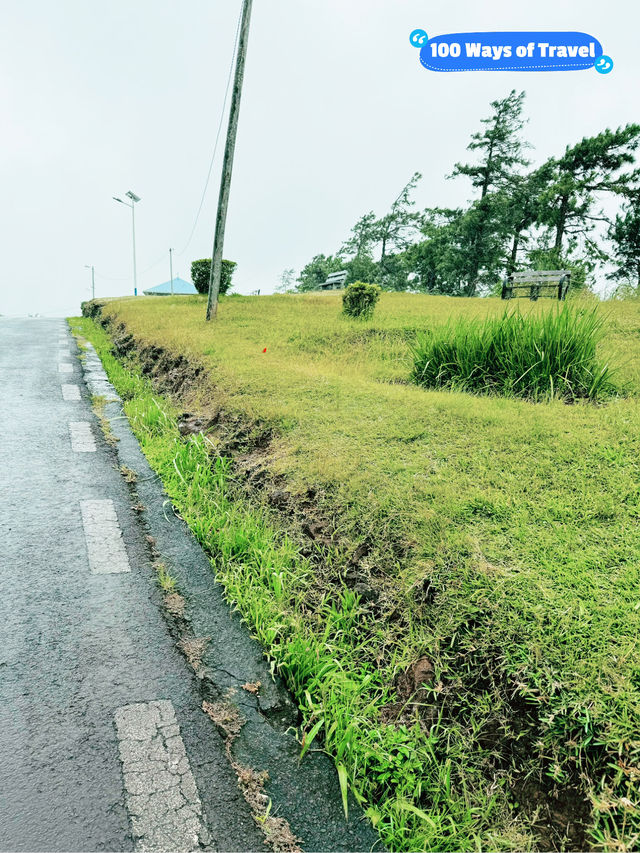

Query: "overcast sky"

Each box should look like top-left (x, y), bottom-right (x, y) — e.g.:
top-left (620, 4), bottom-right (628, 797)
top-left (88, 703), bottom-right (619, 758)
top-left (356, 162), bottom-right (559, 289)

top-left (1, 0), bottom-right (637, 316)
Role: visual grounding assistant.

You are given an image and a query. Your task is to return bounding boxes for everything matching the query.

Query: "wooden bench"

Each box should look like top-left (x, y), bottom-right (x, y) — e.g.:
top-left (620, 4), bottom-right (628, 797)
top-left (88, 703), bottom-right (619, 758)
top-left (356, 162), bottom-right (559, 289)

top-left (501, 270), bottom-right (571, 301)
top-left (319, 270), bottom-right (348, 290)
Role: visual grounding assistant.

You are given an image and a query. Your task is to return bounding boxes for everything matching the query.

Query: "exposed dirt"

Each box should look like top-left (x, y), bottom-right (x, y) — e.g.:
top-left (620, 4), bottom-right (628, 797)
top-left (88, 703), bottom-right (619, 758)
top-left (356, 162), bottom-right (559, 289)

top-left (177, 636), bottom-right (210, 670)
top-left (163, 592), bottom-right (186, 619)
top-left (119, 464), bottom-right (137, 484)
top-left (91, 394), bottom-right (119, 446)
top-left (178, 413), bottom-right (220, 436)
top-left (396, 656), bottom-right (435, 701)
top-left (202, 699), bottom-right (302, 853)
top-left (99, 316), bottom-right (386, 609)
top-left (380, 656), bottom-right (435, 727)
top-left (513, 776), bottom-right (591, 852)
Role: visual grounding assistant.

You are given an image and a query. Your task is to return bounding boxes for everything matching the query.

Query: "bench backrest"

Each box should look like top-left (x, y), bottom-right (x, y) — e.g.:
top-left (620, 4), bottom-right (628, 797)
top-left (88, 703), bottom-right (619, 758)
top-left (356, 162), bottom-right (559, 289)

top-left (511, 270), bottom-right (570, 283)
top-left (319, 270), bottom-right (348, 290)
top-left (502, 270), bottom-right (571, 301)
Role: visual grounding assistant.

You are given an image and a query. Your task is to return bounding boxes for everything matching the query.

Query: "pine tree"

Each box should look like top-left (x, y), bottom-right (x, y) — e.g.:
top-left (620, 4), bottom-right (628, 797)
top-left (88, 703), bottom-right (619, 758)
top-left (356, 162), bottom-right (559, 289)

top-left (339, 212), bottom-right (378, 259)
top-left (450, 90), bottom-right (530, 294)
top-left (502, 161), bottom-right (556, 274)
top-left (375, 172), bottom-right (423, 274)
top-left (451, 90), bottom-right (529, 199)
top-left (540, 125), bottom-right (640, 254)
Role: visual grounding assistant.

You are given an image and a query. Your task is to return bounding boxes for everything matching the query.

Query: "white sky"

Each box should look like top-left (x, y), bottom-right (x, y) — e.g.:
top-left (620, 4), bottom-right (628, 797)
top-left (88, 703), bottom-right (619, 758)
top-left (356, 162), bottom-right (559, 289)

top-left (1, 0), bottom-right (637, 316)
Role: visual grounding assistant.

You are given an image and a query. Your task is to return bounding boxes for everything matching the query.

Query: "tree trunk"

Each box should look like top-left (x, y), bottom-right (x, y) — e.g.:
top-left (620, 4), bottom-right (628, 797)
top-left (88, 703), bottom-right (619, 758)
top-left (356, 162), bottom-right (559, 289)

top-left (555, 195), bottom-right (569, 252)
top-left (508, 232), bottom-right (520, 274)
top-left (480, 139), bottom-right (496, 199)
top-left (380, 234), bottom-right (388, 274)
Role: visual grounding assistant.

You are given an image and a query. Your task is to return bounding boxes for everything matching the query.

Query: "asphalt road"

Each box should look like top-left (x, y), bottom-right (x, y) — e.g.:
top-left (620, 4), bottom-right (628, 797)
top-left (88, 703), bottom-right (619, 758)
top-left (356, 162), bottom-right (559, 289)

top-left (0, 318), bottom-right (263, 852)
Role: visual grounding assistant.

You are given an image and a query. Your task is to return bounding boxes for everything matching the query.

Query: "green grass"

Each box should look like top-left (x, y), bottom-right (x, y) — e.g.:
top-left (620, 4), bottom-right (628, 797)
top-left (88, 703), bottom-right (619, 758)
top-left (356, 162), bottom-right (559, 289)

top-left (71, 291), bottom-right (640, 851)
top-left (411, 303), bottom-right (617, 401)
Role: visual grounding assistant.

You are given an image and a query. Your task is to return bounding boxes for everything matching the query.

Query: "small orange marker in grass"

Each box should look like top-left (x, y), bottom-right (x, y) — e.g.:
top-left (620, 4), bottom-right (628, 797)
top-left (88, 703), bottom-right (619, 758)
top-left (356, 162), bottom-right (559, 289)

top-left (262, 347), bottom-right (267, 353)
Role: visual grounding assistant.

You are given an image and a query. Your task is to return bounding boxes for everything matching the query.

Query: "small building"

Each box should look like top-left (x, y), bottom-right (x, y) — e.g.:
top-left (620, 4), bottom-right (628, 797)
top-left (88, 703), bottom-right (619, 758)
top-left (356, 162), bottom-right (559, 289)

top-left (143, 277), bottom-right (197, 296)
top-left (318, 270), bottom-right (348, 290)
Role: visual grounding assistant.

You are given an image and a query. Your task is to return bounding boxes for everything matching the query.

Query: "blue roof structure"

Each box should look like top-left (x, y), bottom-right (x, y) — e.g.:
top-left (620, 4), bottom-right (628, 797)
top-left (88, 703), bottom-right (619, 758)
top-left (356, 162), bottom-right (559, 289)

top-left (143, 277), bottom-right (198, 295)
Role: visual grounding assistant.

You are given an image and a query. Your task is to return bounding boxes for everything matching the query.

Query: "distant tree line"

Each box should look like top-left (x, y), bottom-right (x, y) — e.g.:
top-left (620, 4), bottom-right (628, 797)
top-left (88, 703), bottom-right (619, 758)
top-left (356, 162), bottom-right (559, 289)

top-left (296, 91), bottom-right (640, 296)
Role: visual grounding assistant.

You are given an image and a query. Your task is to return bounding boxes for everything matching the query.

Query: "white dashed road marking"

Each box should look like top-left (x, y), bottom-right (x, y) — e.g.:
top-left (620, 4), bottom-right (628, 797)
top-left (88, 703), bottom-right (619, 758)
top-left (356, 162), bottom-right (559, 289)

top-left (115, 701), bottom-right (206, 852)
top-left (69, 421), bottom-right (96, 453)
top-left (61, 384), bottom-right (81, 401)
top-left (58, 362), bottom-right (73, 373)
top-left (80, 499), bottom-right (130, 574)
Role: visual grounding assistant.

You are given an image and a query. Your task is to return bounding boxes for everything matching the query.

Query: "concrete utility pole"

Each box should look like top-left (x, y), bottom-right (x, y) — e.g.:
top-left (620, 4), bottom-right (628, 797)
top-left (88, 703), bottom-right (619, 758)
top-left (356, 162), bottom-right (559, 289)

top-left (169, 248), bottom-right (174, 295)
top-left (206, 0), bottom-right (253, 321)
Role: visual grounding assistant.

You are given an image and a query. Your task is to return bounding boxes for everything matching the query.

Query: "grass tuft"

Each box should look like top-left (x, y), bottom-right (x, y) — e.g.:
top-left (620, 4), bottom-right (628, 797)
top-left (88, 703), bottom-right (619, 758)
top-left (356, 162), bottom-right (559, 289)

top-left (411, 304), bottom-right (617, 401)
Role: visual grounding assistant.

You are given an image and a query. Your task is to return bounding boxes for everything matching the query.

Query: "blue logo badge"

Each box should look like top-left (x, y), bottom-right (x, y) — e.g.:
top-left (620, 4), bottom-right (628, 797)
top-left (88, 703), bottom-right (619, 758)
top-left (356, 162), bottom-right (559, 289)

top-left (410, 30), bottom-right (611, 73)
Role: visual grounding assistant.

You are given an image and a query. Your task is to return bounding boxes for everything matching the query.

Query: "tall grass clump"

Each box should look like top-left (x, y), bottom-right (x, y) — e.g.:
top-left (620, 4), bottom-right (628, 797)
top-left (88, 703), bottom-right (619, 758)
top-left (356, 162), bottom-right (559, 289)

top-left (342, 281), bottom-right (382, 319)
top-left (411, 304), bottom-right (617, 401)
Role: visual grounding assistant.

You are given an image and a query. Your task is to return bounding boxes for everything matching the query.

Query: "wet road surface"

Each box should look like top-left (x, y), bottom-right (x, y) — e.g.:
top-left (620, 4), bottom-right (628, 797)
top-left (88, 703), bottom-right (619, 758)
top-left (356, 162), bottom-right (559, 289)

top-left (0, 318), bottom-right (262, 852)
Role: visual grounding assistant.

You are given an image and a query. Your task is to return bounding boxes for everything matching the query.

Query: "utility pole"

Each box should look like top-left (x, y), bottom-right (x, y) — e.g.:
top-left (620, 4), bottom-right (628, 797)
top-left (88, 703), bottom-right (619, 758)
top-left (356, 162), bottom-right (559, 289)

top-left (131, 196), bottom-right (138, 294)
top-left (84, 264), bottom-right (95, 300)
top-left (206, 0), bottom-right (253, 320)
top-left (169, 248), bottom-right (174, 295)
top-left (113, 191), bottom-right (141, 295)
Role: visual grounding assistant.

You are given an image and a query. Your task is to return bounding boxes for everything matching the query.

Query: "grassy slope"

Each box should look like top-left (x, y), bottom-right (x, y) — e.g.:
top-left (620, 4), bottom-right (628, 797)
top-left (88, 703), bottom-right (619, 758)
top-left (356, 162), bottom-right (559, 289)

top-left (81, 292), bottom-right (640, 850)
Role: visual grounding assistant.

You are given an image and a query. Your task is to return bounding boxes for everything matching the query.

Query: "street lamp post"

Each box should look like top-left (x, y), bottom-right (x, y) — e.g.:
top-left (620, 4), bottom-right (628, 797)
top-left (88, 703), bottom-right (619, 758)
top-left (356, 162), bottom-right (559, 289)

top-left (113, 191), bottom-right (141, 294)
top-left (169, 247), bottom-right (174, 295)
top-left (84, 264), bottom-right (95, 300)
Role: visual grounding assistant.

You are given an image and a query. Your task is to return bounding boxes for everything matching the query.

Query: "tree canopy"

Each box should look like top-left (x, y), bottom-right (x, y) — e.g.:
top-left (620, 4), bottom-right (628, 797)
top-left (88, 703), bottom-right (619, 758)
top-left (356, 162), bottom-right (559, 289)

top-left (296, 92), bottom-right (640, 297)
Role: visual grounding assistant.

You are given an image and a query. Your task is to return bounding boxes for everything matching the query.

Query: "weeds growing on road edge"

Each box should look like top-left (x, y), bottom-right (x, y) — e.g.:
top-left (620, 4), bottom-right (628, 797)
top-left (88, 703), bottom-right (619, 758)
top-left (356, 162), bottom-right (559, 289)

top-left (90, 393), bottom-right (119, 446)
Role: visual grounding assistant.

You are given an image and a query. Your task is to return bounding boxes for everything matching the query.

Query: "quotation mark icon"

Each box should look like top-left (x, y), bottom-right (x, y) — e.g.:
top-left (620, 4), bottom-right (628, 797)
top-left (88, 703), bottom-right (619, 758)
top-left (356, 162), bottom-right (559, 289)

top-left (410, 29), bottom-right (428, 48)
top-left (595, 55), bottom-right (613, 74)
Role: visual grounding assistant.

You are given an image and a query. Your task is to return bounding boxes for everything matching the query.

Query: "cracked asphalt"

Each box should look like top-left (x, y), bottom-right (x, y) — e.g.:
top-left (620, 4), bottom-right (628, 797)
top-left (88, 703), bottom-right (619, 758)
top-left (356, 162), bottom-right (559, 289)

top-left (0, 318), bottom-right (263, 852)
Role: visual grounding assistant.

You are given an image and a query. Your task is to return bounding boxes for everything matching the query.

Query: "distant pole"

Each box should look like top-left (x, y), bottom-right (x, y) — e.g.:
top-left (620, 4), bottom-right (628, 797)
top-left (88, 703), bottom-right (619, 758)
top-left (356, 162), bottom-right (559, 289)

top-left (113, 191), bottom-right (141, 295)
top-left (206, 0), bottom-right (253, 321)
top-left (131, 203), bottom-right (137, 295)
top-left (84, 264), bottom-right (95, 300)
top-left (169, 248), bottom-right (174, 295)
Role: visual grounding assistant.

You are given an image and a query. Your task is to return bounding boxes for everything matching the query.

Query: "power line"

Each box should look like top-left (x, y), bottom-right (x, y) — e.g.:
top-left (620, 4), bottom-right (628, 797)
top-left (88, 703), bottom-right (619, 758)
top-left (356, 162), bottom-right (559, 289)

top-left (177, 3), bottom-right (243, 257)
top-left (94, 251), bottom-right (167, 281)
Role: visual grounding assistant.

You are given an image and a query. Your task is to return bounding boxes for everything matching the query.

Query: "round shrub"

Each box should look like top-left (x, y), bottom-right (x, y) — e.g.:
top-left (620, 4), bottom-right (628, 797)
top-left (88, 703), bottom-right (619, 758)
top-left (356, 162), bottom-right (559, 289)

top-left (191, 258), bottom-right (237, 295)
top-left (342, 281), bottom-right (381, 319)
